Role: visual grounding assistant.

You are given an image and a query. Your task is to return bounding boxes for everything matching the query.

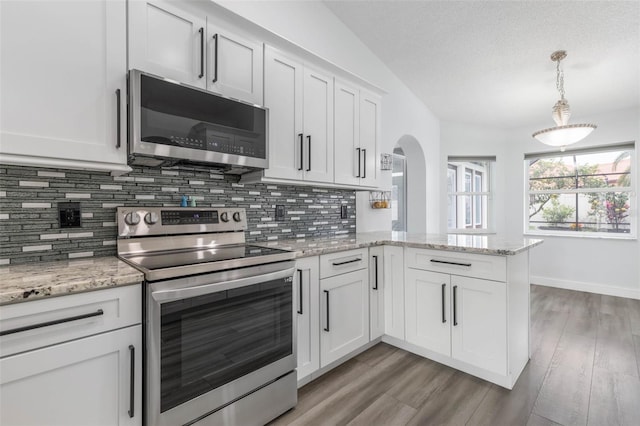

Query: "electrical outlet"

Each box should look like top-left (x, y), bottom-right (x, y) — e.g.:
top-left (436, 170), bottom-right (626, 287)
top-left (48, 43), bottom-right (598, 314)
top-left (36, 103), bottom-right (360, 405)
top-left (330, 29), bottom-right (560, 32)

top-left (58, 202), bottom-right (81, 228)
top-left (275, 205), bottom-right (285, 221)
top-left (341, 205), bottom-right (348, 219)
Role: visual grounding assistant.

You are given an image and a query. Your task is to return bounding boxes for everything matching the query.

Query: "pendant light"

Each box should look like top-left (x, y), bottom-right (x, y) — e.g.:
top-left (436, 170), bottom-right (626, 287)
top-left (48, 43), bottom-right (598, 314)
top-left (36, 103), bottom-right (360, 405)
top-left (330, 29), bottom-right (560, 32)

top-left (532, 50), bottom-right (596, 151)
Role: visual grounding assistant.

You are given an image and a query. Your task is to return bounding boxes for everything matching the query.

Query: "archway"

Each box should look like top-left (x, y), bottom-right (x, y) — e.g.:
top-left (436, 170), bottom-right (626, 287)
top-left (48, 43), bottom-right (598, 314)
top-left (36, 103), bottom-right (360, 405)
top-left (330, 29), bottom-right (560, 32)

top-left (394, 135), bottom-right (427, 233)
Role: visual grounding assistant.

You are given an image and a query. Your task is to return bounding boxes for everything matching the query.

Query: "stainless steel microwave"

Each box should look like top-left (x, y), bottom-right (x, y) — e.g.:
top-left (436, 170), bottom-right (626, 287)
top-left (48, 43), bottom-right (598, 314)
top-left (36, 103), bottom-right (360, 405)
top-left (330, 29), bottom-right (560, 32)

top-left (128, 69), bottom-right (268, 173)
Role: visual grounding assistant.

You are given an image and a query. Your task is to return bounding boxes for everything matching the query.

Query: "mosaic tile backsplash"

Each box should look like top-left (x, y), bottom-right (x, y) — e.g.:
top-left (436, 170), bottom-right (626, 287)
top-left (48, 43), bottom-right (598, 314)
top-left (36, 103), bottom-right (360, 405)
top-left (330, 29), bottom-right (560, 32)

top-left (0, 165), bottom-right (356, 265)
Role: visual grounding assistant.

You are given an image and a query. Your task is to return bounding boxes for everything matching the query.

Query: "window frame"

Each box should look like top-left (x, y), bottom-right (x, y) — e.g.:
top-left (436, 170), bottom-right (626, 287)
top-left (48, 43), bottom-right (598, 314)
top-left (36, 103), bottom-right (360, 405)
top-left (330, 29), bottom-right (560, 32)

top-left (447, 156), bottom-right (495, 234)
top-left (524, 142), bottom-right (636, 239)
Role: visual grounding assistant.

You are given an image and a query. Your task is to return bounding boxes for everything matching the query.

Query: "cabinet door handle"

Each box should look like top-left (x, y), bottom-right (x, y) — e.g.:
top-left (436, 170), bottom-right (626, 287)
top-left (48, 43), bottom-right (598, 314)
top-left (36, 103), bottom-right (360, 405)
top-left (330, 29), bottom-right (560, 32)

top-left (211, 33), bottom-right (219, 83)
top-left (0, 309), bottom-right (104, 336)
top-left (362, 148), bottom-right (366, 179)
top-left (332, 257), bottom-right (361, 266)
top-left (297, 269), bottom-right (303, 315)
top-left (453, 285), bottom-right (458, 326)
top-left (198, 27), bottom-right (204, 79)
top-left (323, 290), bottom-right (330, 332)
top-left (372, 255), bottom-right (379, 290)
top-left (115, 89), bottom-right (121, 148)
top-left (441, 283), bottom-right (446, 323)
top-left (306, 135), bottom-right (311, 171)
top-left (128, 345), bottom-right (135, 418)
top-left (430, 259), bottom-right (472, 267)
top-left (298, 133), bottom-right (304, 171)
top-left (356, 147), bottom-right (361, 177)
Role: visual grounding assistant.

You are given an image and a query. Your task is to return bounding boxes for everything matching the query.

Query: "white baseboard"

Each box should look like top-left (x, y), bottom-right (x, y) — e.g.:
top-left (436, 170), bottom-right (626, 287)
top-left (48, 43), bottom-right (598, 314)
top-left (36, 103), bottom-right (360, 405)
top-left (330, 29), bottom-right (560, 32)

top-left (531, 275), bottom-right (640, 300)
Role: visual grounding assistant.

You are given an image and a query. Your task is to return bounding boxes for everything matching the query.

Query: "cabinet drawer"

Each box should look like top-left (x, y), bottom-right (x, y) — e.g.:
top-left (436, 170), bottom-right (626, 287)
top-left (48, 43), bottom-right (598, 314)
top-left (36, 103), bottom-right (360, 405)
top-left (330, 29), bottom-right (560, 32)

top-left (320, 248), bottom-right (368, 279)
top-left (0, 285), bottom-right (141, 358)
top-left (405, 248), bottom-right (506, 282)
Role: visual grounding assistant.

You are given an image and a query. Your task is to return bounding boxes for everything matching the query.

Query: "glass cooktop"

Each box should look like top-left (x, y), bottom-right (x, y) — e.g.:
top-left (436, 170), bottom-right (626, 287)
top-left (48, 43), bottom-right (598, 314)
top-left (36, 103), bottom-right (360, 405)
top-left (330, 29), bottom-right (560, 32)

top-left (123, 244), bottom-right (292, 271)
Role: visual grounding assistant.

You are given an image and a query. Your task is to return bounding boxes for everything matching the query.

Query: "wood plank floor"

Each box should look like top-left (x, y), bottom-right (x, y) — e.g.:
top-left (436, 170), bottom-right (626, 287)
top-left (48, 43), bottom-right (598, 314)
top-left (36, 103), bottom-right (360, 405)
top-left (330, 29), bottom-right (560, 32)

top-left (271, 285), bottom-right (640, 426)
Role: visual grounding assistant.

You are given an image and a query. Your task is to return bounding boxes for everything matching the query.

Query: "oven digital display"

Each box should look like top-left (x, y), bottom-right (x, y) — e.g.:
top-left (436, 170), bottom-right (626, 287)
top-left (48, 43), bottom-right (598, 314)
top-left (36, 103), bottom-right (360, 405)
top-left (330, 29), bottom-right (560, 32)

top-left (161, 210), bottom-right (219, 225)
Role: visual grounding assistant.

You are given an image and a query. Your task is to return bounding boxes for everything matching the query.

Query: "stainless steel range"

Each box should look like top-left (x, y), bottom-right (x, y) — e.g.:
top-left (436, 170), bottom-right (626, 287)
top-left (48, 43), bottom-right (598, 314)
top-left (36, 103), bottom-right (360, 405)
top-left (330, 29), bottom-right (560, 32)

top-left (116, 207), bottom-right (297, 426)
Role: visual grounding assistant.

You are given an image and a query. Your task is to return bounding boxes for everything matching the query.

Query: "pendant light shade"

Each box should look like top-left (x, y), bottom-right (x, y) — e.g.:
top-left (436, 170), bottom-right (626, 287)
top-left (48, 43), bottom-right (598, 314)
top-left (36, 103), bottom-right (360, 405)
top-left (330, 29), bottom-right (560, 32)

top-left (532, 50), bottom-right (596, 149)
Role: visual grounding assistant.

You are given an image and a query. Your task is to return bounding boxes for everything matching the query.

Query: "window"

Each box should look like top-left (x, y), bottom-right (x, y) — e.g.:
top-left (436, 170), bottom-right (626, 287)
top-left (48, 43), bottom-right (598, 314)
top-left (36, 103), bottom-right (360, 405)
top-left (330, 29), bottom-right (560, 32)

top-left (447, 157), bottom-right (494, 232)
top-left (526, 143), bottom-right (635, 237)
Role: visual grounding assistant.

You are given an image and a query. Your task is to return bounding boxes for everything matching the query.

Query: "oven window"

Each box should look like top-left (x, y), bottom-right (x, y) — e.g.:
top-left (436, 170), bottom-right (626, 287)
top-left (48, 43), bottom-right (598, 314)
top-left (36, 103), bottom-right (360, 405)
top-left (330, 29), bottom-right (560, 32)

top-left (160, 278), bottom-right (292, 412)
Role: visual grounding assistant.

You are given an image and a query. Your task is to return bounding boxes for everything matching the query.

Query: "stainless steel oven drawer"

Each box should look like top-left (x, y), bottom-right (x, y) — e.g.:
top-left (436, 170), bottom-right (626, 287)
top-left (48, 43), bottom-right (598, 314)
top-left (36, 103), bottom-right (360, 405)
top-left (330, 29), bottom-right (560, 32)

top-left (191, 371), bottom-right (297, 426)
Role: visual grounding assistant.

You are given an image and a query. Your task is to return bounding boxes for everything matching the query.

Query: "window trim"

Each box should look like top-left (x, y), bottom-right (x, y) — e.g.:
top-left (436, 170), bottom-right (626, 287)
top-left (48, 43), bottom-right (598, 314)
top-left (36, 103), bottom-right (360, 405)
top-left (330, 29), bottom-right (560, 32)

top-left (524, 143), bottom-right (636, 239)
top-left (447, 157), bottom-right (495, 234)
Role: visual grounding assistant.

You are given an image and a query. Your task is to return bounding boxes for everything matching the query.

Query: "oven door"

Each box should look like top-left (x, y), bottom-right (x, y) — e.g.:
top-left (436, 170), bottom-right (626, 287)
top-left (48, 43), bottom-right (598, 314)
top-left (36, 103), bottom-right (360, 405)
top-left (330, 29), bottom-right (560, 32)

top-left (146, 261), bottom-right (296, 426)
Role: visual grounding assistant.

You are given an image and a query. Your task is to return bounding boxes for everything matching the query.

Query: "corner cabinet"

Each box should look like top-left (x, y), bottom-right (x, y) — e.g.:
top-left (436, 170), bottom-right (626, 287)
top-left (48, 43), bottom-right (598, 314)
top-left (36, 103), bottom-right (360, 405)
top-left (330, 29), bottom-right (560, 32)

top-left (0, 0), bottom-right (130, 174)
top-left (383, 245), bottom-right (405, 340)
top-left (263, 47), bottom-right (334, 184)
top-left (369, 246), bottom-right (385, 340)
top-left (129, 0), bottom-right (263, 104)
top-left (401, 247), bottom-right (529, 389)
top-left (0, 285), bottom-right (142, 425)
top-left (294, 256), bottom-right (320, 385)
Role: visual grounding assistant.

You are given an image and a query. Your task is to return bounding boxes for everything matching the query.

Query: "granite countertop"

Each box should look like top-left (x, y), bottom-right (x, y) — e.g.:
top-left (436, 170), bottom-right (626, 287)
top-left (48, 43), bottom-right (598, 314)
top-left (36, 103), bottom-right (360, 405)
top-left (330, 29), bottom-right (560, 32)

top-left (256, 231), bottom-right (543, 257)
top-left (0, 233), bottom-right (542, 306)
top-left (0, 257), bottom-right (144, 306)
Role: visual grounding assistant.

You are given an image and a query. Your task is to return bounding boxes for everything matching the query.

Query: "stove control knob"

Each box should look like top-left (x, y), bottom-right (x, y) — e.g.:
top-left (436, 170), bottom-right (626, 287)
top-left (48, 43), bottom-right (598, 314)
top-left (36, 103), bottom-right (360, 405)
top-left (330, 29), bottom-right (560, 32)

top-left (232, 212), bottom-right (242, 222)
top-left (124, 212), bottom-right (141, 226)
top-left (220, 212), bottom-right (229, 222)
top-left (144, 212), bottom-right (159, 225)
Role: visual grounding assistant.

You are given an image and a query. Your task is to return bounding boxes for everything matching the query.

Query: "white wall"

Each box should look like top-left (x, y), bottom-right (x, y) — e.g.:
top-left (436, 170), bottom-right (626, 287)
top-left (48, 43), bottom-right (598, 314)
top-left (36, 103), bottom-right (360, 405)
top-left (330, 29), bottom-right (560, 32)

top-left (443, 108), bottom-right (640, 298)
top-left (215, 0), bottom-right (440, 233)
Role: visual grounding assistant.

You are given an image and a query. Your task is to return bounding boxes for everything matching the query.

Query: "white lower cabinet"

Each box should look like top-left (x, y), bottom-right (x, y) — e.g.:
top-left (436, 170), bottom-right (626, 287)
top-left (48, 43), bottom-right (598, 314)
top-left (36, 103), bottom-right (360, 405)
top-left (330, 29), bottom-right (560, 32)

top-left (400, 247), bottom-right (528, 389)
top-left (405, 269), bottom-right (451, 357)
top-left (0, 285), bottom-right (142, 425)
top-left (405, 269), bottom-right (507, 375)
top-left (450, 275), bottom-right (507, 375)
top-left (320, 268), bottom-right (369, 367)
top-left (294, 256), bottom-right (320, 384)
top-left (0, 326), bottom-right (142, 426)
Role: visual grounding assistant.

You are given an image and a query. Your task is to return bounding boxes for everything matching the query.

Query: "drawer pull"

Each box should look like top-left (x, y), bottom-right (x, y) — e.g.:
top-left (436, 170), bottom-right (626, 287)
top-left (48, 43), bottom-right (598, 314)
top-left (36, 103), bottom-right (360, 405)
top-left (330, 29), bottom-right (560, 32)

top-left (0, 309), bottom-right (104, 336)
top-left (297, 269), bottom-right (303, 315)
top-left (332, 258), bottom-right (362, 266)
top-left (323, 290), bottom-right (330, 332)
top-left (441, 283), bottom-right (446, 323)
top-left (453, 285), bottom-right (458, 326)
top-left (128, 345), bottom-right (135, 418)
top-left (430, 259), bottom-right (472, 267)
top-left (372, 255), bottom-right (379, 290)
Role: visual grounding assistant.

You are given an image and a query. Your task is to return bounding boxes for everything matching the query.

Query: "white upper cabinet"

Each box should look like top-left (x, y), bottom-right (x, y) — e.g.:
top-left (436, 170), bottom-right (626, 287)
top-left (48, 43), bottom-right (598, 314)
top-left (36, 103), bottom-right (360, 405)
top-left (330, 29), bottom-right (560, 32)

top-left (334, 81), bottom-right (360, 186)
top-left (207, 25), bottom-right (263, 104)
top-left (302, 67), bottom-right (334, 183)
top-left (263, 48), bottom-right (304, 181)
top-left (359, 90), bottom-right (381, 188)
top-left (129, 0), bottom-right (207, 88)
top-left (263, 47), bottom-right (334, 184)
top-left (334, 81), bottom-right (381, 188)
top-left (129, 1), bottom-right (263, 105)
top-left (0, 0), bottom-right (129, 173)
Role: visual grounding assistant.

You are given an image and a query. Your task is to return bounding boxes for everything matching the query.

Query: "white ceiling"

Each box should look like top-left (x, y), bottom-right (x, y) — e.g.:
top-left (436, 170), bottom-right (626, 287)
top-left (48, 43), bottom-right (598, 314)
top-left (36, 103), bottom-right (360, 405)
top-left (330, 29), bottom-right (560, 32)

top-left (323, 0), bottom-right (640, 129)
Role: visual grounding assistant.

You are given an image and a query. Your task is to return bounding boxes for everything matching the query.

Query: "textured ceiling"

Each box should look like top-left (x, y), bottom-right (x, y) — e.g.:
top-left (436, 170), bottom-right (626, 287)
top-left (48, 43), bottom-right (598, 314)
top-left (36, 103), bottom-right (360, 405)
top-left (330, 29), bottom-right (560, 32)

top-left (324, 0), bottom-right (640, 129)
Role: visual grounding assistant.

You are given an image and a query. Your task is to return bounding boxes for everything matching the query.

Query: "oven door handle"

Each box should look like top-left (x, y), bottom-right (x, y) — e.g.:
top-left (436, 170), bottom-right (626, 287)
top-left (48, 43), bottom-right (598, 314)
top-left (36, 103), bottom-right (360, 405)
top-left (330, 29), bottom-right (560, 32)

top-left (150, 267), bottom-right (295, 302)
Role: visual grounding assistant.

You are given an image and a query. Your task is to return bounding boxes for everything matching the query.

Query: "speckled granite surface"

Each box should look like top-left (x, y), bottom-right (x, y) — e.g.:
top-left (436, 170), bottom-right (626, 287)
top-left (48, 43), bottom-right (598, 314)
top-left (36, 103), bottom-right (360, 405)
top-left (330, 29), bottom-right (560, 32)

top-left (0, 257), bottom-right (143, 305)
top-left (0, 233), bottom-right (542, 305)
top-left (254, 231), bottom-right (543, 257)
